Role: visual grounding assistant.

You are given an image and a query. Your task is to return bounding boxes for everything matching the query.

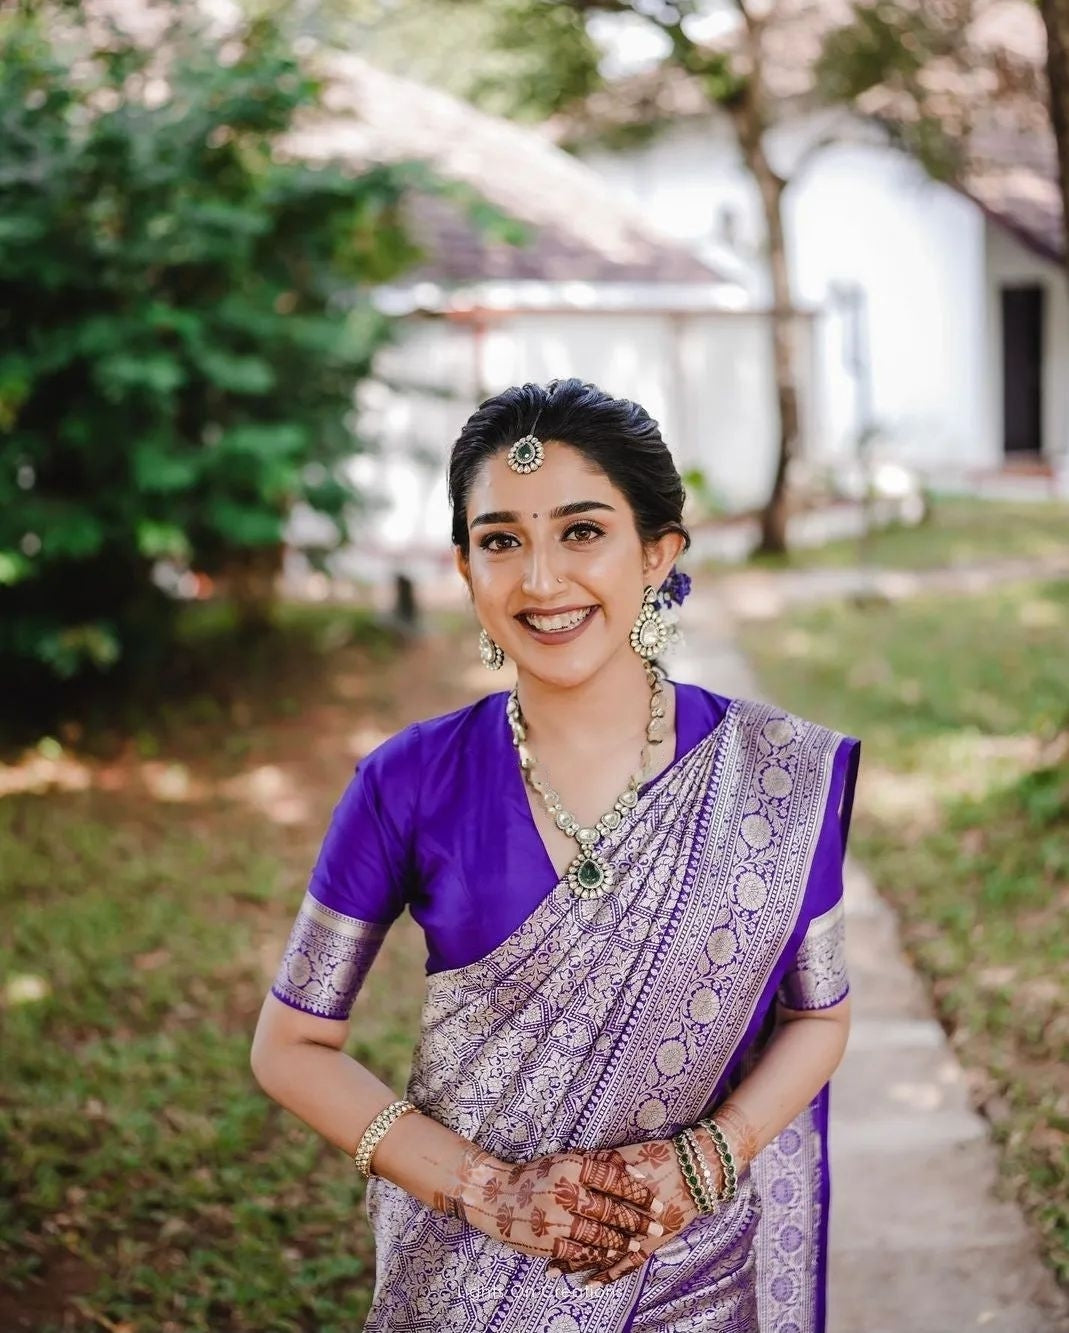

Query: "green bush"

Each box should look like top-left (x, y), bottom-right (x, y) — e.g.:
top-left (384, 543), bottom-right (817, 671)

top-left (0, 1), bottom-right (420, 689)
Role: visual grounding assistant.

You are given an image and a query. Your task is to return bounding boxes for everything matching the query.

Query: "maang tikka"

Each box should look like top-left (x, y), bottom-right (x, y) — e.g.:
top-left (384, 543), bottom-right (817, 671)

top-left (506, 434), bottom-right (545, 474)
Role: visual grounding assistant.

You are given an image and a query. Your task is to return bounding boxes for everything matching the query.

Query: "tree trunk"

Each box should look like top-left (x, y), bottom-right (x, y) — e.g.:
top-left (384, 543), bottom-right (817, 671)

top-left (731, 81), bottom-right (800, 556)
top-left (1041, 0), bottom-right (1069, 290)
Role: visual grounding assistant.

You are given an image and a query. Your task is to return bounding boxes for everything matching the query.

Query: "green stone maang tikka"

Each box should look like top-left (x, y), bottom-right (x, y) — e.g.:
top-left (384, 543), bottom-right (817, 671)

top-left (506, 661), bottom-right (667, 899)
top-left (506, 434), bottom-right (545, 474)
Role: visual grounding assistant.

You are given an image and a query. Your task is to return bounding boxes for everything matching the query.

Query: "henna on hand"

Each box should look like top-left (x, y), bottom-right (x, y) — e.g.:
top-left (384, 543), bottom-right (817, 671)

top-left (572, 1186), bottom-right (651, 1234)
top-left (580, 1136), bottom-right (702, 1285)
top-left (436, 1147), bottom-right (664, 1271)
top-left (551, 1238), bottom-right (620, 1273)
top-left (431, 1190), bottom-right (468, 1222)
top-left (713, 1101), bottom-right (760, 1168)
top-left (586, 1245), bottom-right (648, 1286)
top-left (580, 1150), bottom-right (658, 1212)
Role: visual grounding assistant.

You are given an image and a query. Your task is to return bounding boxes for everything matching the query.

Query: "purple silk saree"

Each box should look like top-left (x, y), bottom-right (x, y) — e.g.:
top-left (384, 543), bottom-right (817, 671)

top-left (272, 683), bottom-right (860, 1332)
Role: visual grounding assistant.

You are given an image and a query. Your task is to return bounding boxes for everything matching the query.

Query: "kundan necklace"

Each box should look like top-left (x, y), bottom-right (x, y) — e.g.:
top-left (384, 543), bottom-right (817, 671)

top-left (506, 661), bottom-right (668, 900)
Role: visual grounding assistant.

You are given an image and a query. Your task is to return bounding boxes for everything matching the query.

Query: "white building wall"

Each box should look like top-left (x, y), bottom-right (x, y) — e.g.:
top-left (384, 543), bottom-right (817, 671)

top-left (584, 120), bottom-right (997, 473)
top-left (985, 223), bottom-right (1069, 467)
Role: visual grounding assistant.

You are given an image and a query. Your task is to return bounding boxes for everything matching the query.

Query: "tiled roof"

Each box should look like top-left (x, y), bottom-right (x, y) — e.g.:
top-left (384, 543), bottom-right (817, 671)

top-left (551, 0), bottom-right (1063, 261)
top-left (80, 2), bottom-right (725, 286)
top-left (282, 52), bottom-right (725, 286)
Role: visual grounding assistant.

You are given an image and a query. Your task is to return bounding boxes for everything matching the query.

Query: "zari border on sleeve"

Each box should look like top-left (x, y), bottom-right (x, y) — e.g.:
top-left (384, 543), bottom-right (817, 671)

top-left (778, 900), bottom-right (849, 1011)
top-left (271, 891), bottom-right (388, 1019)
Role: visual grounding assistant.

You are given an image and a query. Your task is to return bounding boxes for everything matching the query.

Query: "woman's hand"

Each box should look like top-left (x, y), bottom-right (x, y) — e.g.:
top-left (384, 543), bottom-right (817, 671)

top-left (580, 1138), bottom-right (702, 1286)
top-left (432, 1145), bottom-right (667, 1274)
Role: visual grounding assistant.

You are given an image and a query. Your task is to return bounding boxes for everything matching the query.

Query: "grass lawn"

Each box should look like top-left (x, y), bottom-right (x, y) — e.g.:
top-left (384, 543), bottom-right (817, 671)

top-left (740, 578), bottom-right (1069, 1286)
top-left (742, 495), bottom-right (1069, 571)
top-left (0, 604), bottom-right (475, 1332)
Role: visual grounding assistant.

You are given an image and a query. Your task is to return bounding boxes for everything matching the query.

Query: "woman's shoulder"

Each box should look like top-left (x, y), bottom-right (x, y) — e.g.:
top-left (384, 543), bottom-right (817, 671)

top-left (358, 692), bottom-right (506, 779)
top-left (722, 692), bottom-right (860, 758)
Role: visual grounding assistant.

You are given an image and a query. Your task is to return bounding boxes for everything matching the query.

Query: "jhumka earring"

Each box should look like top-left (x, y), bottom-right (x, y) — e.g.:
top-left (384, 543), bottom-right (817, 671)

top-left (629, 585), bottom-right (670, 660)
top-left (479, 627), bottom-right (505, 671)
top-left (506, 434), bottom-right (545, 474)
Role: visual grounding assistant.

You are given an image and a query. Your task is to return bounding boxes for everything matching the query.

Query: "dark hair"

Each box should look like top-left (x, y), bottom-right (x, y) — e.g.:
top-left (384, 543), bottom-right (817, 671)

top-left (449, 378), bottom-right (691, 557)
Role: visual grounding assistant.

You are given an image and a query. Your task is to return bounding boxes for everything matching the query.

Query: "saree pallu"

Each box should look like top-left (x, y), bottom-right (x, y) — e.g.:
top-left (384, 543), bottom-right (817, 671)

top-left (362, 699), bottom-right (851, 1332)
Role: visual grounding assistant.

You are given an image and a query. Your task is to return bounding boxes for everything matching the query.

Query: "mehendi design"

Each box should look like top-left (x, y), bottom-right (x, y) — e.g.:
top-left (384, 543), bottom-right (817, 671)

top-left (437, 1149), bottom-right (662, 1274)
top-left (713, 1102), bottom-right (761, 1169)
top-left (432, 1191), bottom-right (468, 1223)
top-left (635, 1140), bottom-right (673, 1168)
top-left (495, 1203), bottom-right (515, 1238)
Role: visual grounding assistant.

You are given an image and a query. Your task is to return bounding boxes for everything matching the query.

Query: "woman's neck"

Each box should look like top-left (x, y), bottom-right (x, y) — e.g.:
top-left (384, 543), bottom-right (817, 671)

top-left (513, 649), bottom-right (660, 756)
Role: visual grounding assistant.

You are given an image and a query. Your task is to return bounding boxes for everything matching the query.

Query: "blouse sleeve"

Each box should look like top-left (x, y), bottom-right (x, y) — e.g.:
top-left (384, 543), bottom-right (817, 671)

top-left (270, 724), bottom-right (421, 1020)
top-left (777, 734), bottom-right (860, 1012)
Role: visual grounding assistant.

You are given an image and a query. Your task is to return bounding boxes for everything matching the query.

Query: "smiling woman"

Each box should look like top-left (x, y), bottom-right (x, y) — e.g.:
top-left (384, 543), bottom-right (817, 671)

top-left (251, 379), bottom-right (860, 1332)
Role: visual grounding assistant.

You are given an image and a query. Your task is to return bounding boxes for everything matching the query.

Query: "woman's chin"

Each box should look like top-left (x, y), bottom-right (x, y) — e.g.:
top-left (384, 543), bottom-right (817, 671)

top-left (510, 645), bottom-right (618, 692)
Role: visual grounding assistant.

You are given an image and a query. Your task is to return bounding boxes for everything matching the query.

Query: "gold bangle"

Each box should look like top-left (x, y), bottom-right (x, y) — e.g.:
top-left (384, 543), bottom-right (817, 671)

top-left (352, 1099), bottom-right (418, 1179)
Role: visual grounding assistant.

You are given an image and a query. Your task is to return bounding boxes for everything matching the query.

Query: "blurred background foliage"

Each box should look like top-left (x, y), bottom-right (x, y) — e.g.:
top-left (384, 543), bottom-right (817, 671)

top-left (0, 0), bottom-right (421, 695)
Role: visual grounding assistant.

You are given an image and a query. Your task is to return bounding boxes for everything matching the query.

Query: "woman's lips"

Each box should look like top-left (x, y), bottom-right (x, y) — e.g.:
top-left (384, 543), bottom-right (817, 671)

top-left (517, 605), bottom-right (599, 645)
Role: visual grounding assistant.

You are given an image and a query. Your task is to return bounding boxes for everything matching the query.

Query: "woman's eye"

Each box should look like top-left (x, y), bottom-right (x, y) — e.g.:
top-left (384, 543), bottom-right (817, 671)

top-left (479, 532), bottom-right (519, 552)
top-left (564, 521), bottom-right (605, 543)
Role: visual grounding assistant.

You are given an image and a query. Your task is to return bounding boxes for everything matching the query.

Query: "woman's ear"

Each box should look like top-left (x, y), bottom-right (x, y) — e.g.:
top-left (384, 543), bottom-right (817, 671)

top-left (454, 546), bottom-right (473, 597)
top-left (643, 531), bottom-right (687, 587)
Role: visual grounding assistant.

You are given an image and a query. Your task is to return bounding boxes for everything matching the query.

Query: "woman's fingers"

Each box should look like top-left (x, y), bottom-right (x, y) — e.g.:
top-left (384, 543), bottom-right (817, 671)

top-left (567, 1214), bottom-right (638, 1254)
top-left (550, 1238), bottom-right (621, 1275)
top-left (575, 1186), bottom-right (665, 1238)
top-left (579, 1151), bottom-right (659, 1213)
top-left (586, 1246), bottom-right (649, 1286)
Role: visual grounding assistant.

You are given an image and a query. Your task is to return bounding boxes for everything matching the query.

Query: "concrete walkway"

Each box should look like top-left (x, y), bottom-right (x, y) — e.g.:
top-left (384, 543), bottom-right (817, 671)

top-left (712, 550), bottom-right (1069, 624)
top-left (672, 588), bottom-right (1069, 1333)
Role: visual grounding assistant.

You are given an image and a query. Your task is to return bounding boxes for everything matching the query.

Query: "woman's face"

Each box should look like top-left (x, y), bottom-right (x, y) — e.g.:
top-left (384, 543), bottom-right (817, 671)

top-left (456, 441), bottom-right (683, 690)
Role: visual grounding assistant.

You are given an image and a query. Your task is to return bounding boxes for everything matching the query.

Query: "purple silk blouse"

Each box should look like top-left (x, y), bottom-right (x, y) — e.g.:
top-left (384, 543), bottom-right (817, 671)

top-left (276, 681), bottom-right (859, 983)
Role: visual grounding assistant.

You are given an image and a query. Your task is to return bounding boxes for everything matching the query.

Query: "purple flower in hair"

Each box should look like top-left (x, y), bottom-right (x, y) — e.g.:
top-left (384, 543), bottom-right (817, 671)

top-left (657, 567), bottom-right (692, 610)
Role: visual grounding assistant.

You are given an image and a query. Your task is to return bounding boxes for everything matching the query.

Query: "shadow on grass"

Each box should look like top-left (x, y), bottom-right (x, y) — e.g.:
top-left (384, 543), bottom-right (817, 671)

top-left (2, 599), bottom-right (402, 761)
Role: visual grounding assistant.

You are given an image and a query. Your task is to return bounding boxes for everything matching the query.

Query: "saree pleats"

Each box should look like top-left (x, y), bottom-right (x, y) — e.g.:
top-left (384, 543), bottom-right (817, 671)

top-left (363, 701), bottom-right (843, 1332)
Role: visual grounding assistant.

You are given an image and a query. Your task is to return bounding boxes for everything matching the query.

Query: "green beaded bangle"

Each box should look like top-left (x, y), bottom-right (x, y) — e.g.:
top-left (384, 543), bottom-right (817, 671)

top-left (671, 1130), bottom-right (717, 1216)
top-left (699, 1116), bottom-right (738, 1203)
top-left (682, 1127), bottom-right (718, 1208)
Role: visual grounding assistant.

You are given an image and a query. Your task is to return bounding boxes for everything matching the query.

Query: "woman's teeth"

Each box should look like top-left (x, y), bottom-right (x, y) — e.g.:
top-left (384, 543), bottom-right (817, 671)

top-left (523, 607), bottom-right (595, 633)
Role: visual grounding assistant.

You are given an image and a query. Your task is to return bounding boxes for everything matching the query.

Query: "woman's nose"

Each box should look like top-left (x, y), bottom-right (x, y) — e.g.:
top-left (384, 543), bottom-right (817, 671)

top-left (520, 543), bottom-right (563, 597)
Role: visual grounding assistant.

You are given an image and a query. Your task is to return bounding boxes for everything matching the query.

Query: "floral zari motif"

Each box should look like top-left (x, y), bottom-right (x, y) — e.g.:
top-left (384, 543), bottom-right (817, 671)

top-left (778, 901), bottom-right (849, 1011)
top-left (271, 892), bottom-right (386, 1019)
top-left (362, 700), bottom-right (847, 1332)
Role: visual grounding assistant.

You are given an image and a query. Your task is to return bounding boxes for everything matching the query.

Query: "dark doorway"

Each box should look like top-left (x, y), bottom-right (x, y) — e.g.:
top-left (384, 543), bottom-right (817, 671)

top-left (1001, 285), bottom-right (1044, 456)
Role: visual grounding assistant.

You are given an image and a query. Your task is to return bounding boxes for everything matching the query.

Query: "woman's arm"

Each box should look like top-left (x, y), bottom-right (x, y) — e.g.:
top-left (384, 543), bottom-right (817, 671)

top-left (705, 995), bottom-right (851, 1171)
top-left (250, 992), bottom-right (475, 1202)
top-left (586, 996), bottom-right (851, 1286)
top-left (251, 993), bottom-right (664, 1270)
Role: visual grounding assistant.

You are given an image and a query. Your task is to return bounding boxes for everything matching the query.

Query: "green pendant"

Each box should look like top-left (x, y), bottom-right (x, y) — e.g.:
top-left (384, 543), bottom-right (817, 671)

top-left (568, 850), bottom-right (614, 899)
top-left (578, 858), bottom-right (603, 889)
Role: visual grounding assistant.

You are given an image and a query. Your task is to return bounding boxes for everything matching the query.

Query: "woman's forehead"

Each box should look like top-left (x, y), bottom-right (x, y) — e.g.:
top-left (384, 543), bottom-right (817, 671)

top-left (468, 440), bottom-right (619, 512)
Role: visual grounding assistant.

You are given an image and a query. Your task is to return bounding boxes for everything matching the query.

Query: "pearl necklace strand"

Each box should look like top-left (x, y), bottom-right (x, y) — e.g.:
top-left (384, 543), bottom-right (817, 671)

top-left (506, 661), bottom-right (668, 899)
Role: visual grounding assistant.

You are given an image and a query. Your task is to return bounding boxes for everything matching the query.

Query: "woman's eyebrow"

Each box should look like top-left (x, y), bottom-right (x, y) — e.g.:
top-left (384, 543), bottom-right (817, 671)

top-left (469, 500), bottom-right (616, 529)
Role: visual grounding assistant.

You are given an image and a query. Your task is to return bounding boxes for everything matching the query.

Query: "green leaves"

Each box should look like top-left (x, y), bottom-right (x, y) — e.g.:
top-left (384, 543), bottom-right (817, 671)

top-left (816, 3), bottom-right (967, 183)
top-left (0, 0), bottom-right (421, 686)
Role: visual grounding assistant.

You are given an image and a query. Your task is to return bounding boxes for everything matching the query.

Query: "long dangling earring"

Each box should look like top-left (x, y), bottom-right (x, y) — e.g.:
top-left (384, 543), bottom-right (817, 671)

top-left (630, 586), bottom-right (670, 660)
top-left (479, 627), bottom-right (505, 671)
